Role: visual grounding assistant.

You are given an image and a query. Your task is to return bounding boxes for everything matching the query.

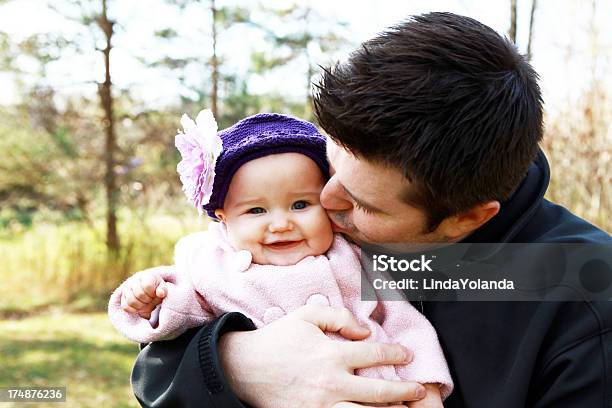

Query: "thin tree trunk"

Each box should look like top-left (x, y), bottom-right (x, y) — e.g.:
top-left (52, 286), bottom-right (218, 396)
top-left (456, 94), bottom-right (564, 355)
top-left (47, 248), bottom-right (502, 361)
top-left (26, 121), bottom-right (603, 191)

top-left (526, 0), bottom-right (538, 60)
top-left (97, 0), bottom-right (119, 253)
top-left (305, 61), bottom-right (313, 116)
top-left (210, 0), bottom-right (219, 118)
top-left (587, 0), bottom-right (598, 141)
top-left (303, 7), bottom-right (313, 117)
top-left (509, 0), bottom-right (517, 43)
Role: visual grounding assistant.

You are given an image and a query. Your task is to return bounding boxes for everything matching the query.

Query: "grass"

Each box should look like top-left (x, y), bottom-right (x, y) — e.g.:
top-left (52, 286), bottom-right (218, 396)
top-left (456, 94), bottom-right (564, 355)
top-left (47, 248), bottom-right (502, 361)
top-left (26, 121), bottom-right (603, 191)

top-left (0, 312), bottom-right (140, 408)
top-left (0, 214), bottom-right (207, 406)
top-left (0, 213), bottom-right (207, 316)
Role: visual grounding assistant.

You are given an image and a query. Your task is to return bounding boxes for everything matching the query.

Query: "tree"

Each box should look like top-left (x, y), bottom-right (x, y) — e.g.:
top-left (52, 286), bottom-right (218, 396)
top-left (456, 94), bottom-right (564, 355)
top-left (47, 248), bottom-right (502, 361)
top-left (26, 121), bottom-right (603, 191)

top-left (96, 0), bottom-right (120, 252)
top-left (526, 0), bottom-right (538, 60)
top-left (249, 4), bottom-right (347, 119)
top-left (153, 0), bottom-right (250, 122)
top-left (509, 0), bottom-right (517, 44)
top-left (2, 0), bottom-right (124, 252)
top-left (0, 31), bottom-right (13, 71)
top-left (210, 0), bottom-right (219, 117)
top-left (508, 0), bottom-right (538, 60)
top-left (54, 0), bottom-right (122, 252)
top-left (0, 5), bottom-right (99, 227)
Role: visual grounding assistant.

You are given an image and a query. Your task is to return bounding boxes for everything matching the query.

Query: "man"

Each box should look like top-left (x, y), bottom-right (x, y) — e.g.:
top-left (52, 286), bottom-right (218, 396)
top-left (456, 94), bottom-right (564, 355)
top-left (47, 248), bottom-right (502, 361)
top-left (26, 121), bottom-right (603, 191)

top-left (131, 12), bottom-right (612, 407)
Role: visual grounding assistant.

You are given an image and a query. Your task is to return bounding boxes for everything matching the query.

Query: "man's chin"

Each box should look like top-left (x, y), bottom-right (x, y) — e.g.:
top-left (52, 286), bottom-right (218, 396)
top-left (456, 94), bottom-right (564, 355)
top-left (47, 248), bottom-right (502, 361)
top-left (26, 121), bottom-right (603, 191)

top-left (327, 216), bottom-right (369, 244)
top-left (329, 218), bottom-right (350, 233)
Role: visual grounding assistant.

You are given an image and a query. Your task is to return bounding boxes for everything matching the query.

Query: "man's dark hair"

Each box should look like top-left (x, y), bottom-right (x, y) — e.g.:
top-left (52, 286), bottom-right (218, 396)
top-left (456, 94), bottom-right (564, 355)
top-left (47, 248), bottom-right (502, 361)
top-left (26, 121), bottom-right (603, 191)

top-left (313, 12), bottom-right (544, 231)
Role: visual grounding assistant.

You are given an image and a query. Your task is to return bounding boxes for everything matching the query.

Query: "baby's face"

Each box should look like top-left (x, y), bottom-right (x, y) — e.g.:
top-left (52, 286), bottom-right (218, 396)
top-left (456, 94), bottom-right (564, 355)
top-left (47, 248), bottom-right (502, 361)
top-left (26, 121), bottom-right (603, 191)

top-left (215, 153), bottom-right (334, 266)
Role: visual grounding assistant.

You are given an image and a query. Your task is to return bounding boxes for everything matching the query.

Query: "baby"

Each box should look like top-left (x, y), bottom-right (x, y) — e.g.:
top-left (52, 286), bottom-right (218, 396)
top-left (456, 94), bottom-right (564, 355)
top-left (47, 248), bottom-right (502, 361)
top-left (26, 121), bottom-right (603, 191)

top-left (108, 111), bottom-right (453, 406)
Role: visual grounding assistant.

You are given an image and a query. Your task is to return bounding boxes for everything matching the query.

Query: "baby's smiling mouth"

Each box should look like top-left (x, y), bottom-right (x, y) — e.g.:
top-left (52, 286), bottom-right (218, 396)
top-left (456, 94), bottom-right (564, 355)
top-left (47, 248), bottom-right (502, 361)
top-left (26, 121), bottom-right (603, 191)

top-left (264, 240), bottom-right (304, 250)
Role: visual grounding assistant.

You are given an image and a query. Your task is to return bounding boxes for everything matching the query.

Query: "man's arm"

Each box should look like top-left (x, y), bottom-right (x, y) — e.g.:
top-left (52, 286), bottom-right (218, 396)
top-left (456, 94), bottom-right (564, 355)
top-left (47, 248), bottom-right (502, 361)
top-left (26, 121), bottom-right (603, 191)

top-left (132, 313), bottom-right (256, 408)
top-left (531, 333), bottom-right (611, 407)
top-left (218, 305), bottom-right (426, 408)
top-left (530, 301), bottom-right (612, 407)
top-left (133, 305), bottom-right (428, 408)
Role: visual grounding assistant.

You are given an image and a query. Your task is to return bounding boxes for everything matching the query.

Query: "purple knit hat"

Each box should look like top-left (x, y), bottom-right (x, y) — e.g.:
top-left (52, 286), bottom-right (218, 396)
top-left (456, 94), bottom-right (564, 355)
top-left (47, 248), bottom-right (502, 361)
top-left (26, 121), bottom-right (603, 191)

top-left (201, 113), bottom-right (329, 218)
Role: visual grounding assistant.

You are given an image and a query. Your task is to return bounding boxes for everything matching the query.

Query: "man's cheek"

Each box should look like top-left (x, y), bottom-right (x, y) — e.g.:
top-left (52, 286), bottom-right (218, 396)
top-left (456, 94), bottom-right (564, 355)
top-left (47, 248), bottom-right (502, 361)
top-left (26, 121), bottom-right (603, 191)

top-left (354, 214), bottom-right (382, 239)
top-left (353, 212), bottom-right (369, 228)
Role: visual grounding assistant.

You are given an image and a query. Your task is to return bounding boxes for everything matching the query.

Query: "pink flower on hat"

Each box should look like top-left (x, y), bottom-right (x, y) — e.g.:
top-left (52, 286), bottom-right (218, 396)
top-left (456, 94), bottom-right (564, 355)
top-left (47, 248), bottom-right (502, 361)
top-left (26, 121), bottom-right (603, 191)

top-left (175, 109), bottom-right (223, 214)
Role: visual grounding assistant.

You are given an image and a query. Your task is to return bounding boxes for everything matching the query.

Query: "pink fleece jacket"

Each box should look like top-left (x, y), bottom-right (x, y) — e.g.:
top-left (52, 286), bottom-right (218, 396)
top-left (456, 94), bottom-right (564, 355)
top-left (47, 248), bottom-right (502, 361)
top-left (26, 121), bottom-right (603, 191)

top-left (108, 223), bottom-right (453, 398)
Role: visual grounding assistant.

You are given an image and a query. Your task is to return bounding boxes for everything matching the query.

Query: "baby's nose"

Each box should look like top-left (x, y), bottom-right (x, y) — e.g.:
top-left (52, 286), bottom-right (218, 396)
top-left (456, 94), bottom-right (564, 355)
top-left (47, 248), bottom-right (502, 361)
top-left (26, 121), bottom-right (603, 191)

top-left (268, 216), bottom-right (293, 233)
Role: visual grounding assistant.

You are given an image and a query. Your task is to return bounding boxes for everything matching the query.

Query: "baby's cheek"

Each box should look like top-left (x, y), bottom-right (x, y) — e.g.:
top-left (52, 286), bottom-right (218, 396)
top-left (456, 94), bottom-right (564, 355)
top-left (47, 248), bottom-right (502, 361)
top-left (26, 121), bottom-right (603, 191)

top-left (249, 250), bottom-right (267, 265)
top-left (239, 233), bottom-right (263, 254)
top-left (310, 210), bottom-right (334, 253)
top-left (226, 221), bottom-right (259, 253)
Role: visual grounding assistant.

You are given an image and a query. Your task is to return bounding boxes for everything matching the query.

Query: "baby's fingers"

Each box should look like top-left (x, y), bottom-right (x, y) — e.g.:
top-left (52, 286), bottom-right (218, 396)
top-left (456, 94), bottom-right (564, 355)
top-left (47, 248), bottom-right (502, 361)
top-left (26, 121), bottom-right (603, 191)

top-left (128, 282), bottom-right (153, 307)
top-left (136, 305), bottom-right (154, 320)
top-left (155, 281), bottom-right (167, 299)
top-left (120, 290), bottom-right (156, 319)
top-left (120, 292), bottom-right (140, 314)
top-left (140, 273), bottom-right (164, 299)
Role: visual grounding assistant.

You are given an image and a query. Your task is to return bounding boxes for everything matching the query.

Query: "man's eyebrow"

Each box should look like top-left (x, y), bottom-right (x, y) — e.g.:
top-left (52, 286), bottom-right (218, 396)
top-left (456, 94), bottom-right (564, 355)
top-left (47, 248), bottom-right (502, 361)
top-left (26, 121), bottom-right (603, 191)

top-left (341, 184), bottom-right (385, 214)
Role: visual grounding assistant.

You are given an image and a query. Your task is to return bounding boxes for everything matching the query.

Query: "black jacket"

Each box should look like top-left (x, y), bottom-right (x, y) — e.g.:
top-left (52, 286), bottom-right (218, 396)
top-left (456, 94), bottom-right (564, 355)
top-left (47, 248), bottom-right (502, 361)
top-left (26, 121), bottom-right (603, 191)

top-left (131, 151), bottom-right (612, 407)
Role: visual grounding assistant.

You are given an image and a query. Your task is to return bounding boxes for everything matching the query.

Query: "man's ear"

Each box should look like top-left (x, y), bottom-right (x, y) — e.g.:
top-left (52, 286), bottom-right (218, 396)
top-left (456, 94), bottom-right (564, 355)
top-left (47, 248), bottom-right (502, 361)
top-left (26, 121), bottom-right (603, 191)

top-left (214, 209), bottom-right (226, 223)
top-left (439, 201), bottom-right (500, 239)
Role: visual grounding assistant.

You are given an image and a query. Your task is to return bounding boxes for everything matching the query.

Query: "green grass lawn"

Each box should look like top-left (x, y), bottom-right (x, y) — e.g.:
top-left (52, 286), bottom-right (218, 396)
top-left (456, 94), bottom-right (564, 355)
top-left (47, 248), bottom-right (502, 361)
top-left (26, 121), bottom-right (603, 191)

top-left (0, 217), bottom-right (207, 406)
top-left (0, 312), bottom-right (140, 408)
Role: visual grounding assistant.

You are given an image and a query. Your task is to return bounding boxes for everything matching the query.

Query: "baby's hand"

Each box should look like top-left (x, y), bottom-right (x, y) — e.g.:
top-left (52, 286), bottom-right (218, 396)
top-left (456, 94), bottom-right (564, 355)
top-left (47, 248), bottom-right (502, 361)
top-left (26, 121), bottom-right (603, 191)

top-left (120, 272), bottom-right (168, 319)
top-left (406, 383), bottom-right (443, 408)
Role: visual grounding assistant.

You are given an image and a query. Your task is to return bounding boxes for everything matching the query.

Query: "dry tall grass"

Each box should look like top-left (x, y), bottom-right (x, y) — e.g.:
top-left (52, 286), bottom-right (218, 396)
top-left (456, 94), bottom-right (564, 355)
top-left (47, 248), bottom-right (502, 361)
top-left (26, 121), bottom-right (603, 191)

top-left (0, 213), bottom-right (206, 314)
top-left (542, 89), bottom-right (611, 232)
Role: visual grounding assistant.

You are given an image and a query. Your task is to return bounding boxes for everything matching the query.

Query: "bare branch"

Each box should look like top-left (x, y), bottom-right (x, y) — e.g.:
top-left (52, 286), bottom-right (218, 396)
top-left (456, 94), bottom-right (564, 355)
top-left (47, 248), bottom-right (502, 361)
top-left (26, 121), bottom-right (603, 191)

top-left (526, 0), bottom-right (537, 60)
top-left (509, 0), bottom-right (517, 43)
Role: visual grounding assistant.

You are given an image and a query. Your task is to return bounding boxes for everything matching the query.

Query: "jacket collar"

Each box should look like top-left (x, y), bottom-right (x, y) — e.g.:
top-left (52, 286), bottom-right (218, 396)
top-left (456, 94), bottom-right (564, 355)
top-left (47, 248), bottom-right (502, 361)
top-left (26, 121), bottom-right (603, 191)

top-left (463, 148), bottom-right (550, 245)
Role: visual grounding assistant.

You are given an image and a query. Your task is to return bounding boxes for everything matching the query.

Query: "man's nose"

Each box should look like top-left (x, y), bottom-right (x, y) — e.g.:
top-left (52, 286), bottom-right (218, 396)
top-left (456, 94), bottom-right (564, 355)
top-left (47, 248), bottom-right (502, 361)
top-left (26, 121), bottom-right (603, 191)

top-left (320, 175), bottom-right (352, 211)
top-left (268, 214), bottom-right (293, 233)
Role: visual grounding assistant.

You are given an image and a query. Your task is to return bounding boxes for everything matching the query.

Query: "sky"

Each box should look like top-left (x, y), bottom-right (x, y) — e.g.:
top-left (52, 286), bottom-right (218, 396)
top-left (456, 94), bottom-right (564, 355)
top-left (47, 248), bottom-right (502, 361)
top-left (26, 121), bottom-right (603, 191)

top-left (0, 0), bottom-right (611, 117)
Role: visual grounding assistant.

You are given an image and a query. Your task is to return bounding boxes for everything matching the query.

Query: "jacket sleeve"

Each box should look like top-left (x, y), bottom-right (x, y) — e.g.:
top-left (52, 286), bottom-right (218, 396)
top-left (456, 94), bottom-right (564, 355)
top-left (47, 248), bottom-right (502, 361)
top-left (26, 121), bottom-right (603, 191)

top-left (378, 300), bottom-right (454, 400)
top-left (108, 266), bottom-right (215, 343)
top-left (131, 312), bottom-right (257, 408)
top-left (531, 333), bottom-right (611, 407)
top-left (530, 301), bottom-right (612, 407)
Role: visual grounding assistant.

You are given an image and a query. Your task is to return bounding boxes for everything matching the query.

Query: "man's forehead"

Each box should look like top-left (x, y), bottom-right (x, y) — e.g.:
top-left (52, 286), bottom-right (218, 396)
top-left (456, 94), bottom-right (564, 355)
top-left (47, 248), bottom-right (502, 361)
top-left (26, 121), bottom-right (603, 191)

top-left (327, 140), bottom-right (410, 202)
top-left (326, 137), bottom-right (356, 167)
top-left (325, 136), bottom-right (337, 158)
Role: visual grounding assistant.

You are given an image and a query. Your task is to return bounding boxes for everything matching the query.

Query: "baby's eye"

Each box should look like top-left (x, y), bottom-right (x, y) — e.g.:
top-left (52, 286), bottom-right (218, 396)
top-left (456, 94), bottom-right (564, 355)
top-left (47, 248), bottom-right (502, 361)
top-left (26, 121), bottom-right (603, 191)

top-left (247, 207), bottom-right (266, 214)
top-left (292, 200), bottom-right (309, 210)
